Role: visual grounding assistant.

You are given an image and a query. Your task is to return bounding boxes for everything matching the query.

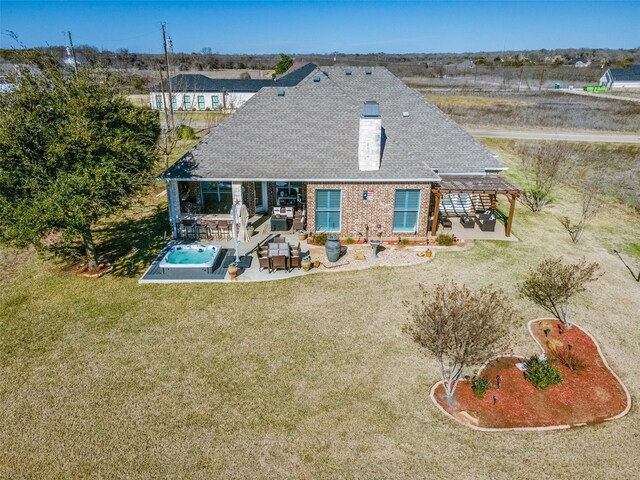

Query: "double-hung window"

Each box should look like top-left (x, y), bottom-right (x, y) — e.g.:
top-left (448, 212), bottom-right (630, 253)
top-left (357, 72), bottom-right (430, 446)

top-left (212, 95), bottom-right (219, 110)
top-left (184, 95), bottom-right (191, 109)
top-left (155, 94), bottom-right (163, 109)
top-left (393, 189), bottom-right (421, 233)
top-left (171, 95), bottom-right (177, 109)
top-left (315, 189), bottom-right (341, 232)
top-left (197, 95), bottom-right (205, 110)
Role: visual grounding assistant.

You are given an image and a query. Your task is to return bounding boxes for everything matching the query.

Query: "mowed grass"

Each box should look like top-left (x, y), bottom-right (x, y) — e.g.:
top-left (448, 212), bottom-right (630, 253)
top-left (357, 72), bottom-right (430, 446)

top-left (1, 148), bottom-right (640, 478)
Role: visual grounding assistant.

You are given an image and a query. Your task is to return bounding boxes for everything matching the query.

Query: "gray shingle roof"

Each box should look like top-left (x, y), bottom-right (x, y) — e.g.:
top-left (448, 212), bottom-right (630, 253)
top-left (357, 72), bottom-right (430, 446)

top-left (607, 65), bottom-right (640, 82)
top-left (161, 65), bottom-right (504, 181)
top-left (150, 63), bottom-right (317, 93)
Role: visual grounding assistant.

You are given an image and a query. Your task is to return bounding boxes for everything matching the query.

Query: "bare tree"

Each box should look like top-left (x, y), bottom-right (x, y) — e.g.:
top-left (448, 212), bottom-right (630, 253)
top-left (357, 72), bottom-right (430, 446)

top-left (560, 186), bottom-right (601, 243)
top-left (518, 257), bottom-right (602, 328)
top-left (404, 282), bottom-right (516, 398)
top-left (519, 143), bottom-right (571, 212)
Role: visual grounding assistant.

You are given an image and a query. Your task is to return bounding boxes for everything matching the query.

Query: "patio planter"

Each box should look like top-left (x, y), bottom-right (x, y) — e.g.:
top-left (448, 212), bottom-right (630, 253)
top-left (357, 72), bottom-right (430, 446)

top-left (227, 263), bottom-right (239, 280)
top-left (297, 230), bottom-right (308, 241)
top-left (301, 257), bottom-right (311, 271)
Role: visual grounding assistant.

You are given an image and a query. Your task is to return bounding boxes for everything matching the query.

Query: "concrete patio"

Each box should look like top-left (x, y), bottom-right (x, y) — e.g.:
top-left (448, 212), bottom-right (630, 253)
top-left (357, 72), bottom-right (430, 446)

top-left (139, 213), bottom-right (516, 283)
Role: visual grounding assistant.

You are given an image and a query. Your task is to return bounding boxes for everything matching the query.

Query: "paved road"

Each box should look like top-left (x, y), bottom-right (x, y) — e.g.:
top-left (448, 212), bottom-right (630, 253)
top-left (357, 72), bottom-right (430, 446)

top-left (466, 128), bottom-right (640, 144)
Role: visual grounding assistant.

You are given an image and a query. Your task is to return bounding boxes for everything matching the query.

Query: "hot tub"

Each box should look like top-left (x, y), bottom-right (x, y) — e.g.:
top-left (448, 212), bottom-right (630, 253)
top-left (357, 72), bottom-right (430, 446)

top-left (159, 244), bottom-right (222, 274)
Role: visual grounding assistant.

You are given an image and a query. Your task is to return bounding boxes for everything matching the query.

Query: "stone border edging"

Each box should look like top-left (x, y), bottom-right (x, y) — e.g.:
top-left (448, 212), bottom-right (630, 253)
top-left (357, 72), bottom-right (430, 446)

top-left (429, 317), bottom-right (632, 432)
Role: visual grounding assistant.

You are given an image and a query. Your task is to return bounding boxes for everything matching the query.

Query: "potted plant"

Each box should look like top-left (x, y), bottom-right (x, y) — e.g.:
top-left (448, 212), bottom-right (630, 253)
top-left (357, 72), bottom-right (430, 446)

top-left (227, 262), bottom-right (239, 280)
top-left (425, 248), bottom-right (433, 257)
top-left (301, 255), bottom-right (311, 271)
top-left (247, 225), bottom-right (255, 237)
top-left (296, 229), bottom-right (307, 241)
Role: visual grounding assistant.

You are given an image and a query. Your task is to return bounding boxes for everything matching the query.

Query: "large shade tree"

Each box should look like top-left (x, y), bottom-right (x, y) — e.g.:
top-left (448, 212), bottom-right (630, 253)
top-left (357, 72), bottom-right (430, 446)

top-left (0, 59), bottom-right (160, 270)
top-left (404, 282), bottom-right (516, 398)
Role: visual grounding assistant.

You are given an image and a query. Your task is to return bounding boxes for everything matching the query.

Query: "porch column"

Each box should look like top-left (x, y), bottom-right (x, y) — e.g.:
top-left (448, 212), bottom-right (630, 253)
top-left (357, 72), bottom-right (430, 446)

top-left (505, 193), bottom-right (517, 237)
top-left (167, 180), bottom-right (181, 238)
top-left (431, 190), bottom-right (441, 236)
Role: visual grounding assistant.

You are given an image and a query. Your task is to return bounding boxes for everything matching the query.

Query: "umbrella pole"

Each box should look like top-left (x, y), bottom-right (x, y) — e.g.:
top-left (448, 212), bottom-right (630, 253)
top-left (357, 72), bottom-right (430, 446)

top-left (232, 201), bottom-right (240, 263)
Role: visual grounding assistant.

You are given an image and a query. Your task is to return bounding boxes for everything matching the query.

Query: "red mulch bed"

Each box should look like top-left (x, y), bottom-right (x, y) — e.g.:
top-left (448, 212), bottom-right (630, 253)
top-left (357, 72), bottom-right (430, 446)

top-left (433, 319), bottom-right (629, 429)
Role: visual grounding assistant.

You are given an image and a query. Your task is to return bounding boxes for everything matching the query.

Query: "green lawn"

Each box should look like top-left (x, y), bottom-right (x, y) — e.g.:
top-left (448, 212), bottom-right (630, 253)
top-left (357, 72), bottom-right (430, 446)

top-left (1, 145), bottom-right (639, 478)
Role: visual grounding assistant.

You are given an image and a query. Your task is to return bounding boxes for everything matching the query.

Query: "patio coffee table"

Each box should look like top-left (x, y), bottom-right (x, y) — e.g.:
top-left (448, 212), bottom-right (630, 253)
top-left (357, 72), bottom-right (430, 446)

top-left (270, 215), bottom-right (289, 231)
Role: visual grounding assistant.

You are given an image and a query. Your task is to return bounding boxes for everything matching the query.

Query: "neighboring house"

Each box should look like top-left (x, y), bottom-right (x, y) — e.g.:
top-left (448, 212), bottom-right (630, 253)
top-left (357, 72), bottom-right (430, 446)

top-left (599, 65), bottom-right (640, 89)
top-left (567, 56), bottom-right (591, 67)
top-left (159, 66), bottom-right (520, 240)
top-left (149, 63), bottom-right (316, 111)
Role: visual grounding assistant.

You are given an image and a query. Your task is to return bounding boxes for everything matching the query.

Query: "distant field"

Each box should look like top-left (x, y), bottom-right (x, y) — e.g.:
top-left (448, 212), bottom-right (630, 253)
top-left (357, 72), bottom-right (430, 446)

top-left (481, 139), bottom-right (640, 211)
top-left (426, 91), bottom-right (640, 132)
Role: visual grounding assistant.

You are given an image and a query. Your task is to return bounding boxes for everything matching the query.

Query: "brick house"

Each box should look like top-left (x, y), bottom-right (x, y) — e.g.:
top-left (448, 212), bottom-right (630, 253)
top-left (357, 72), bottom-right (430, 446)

top-left (160, 65), bottom-right (520, 240)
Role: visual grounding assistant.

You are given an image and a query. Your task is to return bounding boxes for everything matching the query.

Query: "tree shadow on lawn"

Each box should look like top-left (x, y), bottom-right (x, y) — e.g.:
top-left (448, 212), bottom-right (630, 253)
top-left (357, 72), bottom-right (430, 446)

top-left (95, 204), bottom-right (170, 278)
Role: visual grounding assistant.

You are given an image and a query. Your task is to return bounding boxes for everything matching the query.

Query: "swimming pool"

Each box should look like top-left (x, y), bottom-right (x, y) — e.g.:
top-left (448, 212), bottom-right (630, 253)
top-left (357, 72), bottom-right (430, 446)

top-left (159, 244), bottom-right (222, 274)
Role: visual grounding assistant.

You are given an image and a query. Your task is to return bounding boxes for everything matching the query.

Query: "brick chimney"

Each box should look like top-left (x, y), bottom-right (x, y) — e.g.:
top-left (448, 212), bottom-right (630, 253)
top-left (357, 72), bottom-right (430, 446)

top-left (358, 101), bottom-right (381, 171)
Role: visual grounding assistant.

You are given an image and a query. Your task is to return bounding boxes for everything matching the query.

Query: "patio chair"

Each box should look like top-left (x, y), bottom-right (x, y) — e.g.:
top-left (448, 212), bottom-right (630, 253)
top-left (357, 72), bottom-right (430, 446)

top-left (285, 206), bottom-right (294, 219)
top-left (289, 251), bottom-right (301, 269)
top-left (218, 221), bottom-right (231, 240)
top-left (258, 254), bottom-right (271, 273)
top-left (439, 216), bottom-right (452, 229)
top-left (271, 254), bottom-right (288, 272)
top-left (478, 215), bottom-right (496, 232)
top-left (292, 214), bottom-right (305, 231)
top-left (180, 219), bottom-right (198, 239)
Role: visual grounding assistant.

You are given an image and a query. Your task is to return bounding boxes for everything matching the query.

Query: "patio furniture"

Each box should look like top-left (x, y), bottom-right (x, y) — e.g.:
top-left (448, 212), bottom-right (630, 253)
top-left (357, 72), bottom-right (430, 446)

top-left (258, 254), bottom-right (271, 273)
top-left (460, 216), bottom-right (475, 229)
top-left (440, 216), bottom-right (452, 230)
top-left (273, 237), bottom-right (286, 243)
top-left (270, 254), bottom-right (289, 272)
top-left (478, 215), bottom-right (496, 232)
top-left (285, 206), bottom-right (294, 218)
top-left (270, 215), bottom-right (289, 232)
top-left (218, 221), bottom-right (231, 240)
top-left (180, 219), bottom-right (198, 239)
top-left (292, 211), bottom-right (306, 231)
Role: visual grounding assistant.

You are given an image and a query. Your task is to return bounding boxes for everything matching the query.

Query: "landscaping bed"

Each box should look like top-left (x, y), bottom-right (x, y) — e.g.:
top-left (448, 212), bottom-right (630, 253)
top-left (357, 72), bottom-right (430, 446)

top-left (432, 319), bottom-right (630, 430)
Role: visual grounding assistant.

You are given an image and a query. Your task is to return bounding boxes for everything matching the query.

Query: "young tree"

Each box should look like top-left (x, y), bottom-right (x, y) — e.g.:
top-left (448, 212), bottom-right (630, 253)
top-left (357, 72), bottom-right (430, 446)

top-left (0, 59), bottom-right (160, 270)
top-left (518, 143), bottom-right (571, 212)
top-left (560, 187), bottom-right (601, 243)
top-left (518, 257), bottom-right (601, 328)
top-left (274, 54), bottom-right (293, 75)
top-left (404, 282), bottom-right (516, 398)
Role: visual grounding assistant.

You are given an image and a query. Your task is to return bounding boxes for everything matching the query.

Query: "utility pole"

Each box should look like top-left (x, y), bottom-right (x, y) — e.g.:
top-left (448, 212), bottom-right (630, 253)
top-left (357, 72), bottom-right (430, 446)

top-left (67, 31), bottom-right (78, 76)
top-left (161, 23), bottom-right (175, 130)
top-left (539, 66), bottom-right (545, 92)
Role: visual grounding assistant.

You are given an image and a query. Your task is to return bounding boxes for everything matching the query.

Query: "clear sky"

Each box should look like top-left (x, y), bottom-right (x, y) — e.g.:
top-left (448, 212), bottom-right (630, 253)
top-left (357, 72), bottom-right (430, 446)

top-left (1, 1), bottom-right (638, 54)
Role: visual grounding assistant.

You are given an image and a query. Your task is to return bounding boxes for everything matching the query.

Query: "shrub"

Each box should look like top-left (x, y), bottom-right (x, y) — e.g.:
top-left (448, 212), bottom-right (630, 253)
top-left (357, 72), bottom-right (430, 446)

top-left (550, 345), bottom-right (585, 372)
top-left (175, 125), bottom-right (196, 140)
top-left (436, 234), bottom-right (454, 246)
top-left (345, 237), bottom-right (354, 244)
top-left (471, 377), bottom-right (492, 399)
top-left (524, 356), bottom-right (563, 389)
top-left (314, 232), bottom-right (328, 246)
top-left (401, 238), bottom-right (410, 245)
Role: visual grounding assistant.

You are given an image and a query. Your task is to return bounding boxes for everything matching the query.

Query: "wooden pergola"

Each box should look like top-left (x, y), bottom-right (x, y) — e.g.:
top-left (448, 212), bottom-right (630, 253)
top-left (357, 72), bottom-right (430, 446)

top-left (430, 176), bottom-right (522, 237)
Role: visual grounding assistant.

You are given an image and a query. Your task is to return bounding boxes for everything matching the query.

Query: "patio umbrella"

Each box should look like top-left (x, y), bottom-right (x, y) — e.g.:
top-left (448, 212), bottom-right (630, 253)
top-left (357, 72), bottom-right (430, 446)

top-left (238, 203), bottom-right (250, 243)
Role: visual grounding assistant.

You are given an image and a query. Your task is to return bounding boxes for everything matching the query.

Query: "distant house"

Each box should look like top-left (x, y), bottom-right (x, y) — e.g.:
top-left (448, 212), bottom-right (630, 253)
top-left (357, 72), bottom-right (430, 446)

top-left (599, 65), bottom-right (640, 89)
top-left (149, 63), bottom-right (316, 111)
top-left (567, 56), bottom-right (591, 67)
top-left (159, 65), bottom-right (521, 241)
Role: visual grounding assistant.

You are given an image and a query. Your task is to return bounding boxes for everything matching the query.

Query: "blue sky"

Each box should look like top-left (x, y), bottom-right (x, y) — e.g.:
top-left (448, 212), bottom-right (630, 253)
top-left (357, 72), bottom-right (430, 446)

top-left (1, 1), bottom-right (638, 54)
